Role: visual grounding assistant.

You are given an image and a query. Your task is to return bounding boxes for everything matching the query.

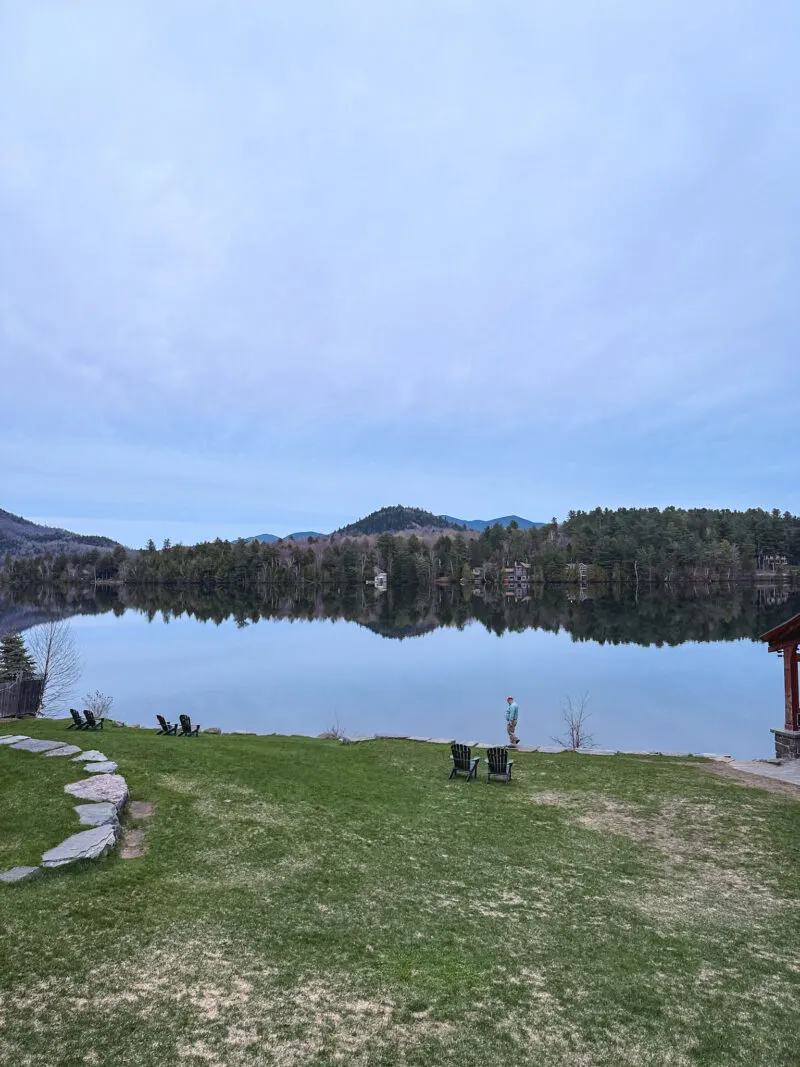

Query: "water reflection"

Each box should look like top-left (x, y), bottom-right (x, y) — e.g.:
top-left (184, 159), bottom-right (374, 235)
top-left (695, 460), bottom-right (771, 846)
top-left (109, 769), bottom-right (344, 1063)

top-left (3, 582), bottom-right (798, 647)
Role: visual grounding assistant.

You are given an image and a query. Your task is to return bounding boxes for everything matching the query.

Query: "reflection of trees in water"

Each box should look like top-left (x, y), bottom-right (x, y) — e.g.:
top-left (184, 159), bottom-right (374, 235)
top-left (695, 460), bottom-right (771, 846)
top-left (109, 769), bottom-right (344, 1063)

top-left (3, 583), bottom-right (799, 647)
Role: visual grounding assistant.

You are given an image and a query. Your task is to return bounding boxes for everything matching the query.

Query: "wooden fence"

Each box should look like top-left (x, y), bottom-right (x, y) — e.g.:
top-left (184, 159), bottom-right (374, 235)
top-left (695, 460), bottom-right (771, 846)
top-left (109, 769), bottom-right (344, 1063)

top-left (0, 676), bottom-right (44, 718)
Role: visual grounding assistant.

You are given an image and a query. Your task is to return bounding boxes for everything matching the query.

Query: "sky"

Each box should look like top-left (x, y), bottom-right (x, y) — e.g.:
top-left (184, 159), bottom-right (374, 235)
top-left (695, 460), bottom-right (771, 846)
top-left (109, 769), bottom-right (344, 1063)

top-left (1, 1), bottom-right (798, 548)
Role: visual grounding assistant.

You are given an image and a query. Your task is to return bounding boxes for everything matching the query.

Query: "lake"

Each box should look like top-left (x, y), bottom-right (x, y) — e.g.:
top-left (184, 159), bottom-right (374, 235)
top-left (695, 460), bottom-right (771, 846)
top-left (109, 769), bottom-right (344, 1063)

top-left (4, 584), bottom-right (799, 759)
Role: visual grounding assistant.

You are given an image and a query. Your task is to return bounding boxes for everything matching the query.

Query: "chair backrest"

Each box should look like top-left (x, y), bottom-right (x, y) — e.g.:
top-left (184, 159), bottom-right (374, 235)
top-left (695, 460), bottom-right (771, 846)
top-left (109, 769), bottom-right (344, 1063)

top-left (83, 709), bottom-right (97, 726)
top-left (451, 743), bottom-right (472, 771)
top-left (70, 708), bottom-right (84, 726)
top-left (157, 714), bottom-right (170, 730)
top-left (487, 747), bottom-right (508, 774)
top-left (180, 714), bottom-right (191, 732)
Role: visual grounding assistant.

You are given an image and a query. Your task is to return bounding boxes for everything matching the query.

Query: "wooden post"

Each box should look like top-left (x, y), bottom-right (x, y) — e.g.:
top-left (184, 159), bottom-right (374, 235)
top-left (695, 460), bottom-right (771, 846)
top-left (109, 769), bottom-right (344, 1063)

top-left (785, 642), bottom-right (800, 732)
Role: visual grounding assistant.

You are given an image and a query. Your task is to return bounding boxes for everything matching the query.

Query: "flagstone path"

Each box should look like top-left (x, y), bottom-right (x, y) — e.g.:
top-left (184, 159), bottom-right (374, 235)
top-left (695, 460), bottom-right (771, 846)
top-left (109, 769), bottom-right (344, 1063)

top-left (0, 733), bottom-right (131, 883)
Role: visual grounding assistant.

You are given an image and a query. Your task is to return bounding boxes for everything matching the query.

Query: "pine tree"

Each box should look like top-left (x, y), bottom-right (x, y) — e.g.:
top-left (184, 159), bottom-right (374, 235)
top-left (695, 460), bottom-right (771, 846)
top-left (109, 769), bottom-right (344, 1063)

top-left (0, 631), bottom-right (36, 682)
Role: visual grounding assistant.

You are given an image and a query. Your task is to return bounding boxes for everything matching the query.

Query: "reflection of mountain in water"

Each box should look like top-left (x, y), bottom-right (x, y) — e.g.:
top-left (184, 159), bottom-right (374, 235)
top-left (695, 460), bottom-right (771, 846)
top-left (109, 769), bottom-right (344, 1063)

top-left (3, 583), bottom-right (799, 648)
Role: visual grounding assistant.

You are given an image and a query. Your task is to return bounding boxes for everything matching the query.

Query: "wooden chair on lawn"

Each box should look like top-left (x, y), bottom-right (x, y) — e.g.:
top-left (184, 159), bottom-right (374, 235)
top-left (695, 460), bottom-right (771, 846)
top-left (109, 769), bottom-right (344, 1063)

top-left (179, 714), bottom-right (200, 737)
top-left (82, 709), bottom-right (104, 730)
top-left (485, 747), bottom-right (514, 784)
top-left (156, 715), bottom-right (178, 735)
top-left (67, 708), bottom-right (86, 730)
top-left (449, 743), bottom-right (479, 781)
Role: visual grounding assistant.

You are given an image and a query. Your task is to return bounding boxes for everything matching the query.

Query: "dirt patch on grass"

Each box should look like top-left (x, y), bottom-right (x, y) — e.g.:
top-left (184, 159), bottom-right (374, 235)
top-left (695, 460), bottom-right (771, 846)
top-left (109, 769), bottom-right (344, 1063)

top-left (4, 939), bottom-right (455, 1066)
top-left (119, 827), bottom-right (147, 859)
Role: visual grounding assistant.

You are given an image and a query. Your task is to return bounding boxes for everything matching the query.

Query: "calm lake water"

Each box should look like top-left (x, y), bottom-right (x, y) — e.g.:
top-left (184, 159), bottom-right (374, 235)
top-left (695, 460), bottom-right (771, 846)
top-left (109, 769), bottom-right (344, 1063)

top-left (5, 585), bottom-right (799, 759)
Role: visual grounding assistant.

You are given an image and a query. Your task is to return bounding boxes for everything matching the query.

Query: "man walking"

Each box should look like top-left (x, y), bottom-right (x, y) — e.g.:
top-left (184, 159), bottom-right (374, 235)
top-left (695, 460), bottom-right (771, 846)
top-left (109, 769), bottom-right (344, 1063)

top-left (505, 696), bottom-right (520, 746)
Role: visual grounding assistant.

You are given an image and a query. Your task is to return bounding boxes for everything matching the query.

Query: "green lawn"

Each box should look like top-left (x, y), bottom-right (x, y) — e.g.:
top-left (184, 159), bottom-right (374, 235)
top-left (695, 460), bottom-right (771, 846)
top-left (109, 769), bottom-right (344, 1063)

top-left (1, 720), bottom-right (798, 1067)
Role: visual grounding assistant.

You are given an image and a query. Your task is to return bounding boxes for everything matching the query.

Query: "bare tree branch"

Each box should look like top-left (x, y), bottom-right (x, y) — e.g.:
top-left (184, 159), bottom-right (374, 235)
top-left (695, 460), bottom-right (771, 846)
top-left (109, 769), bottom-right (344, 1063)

top-left (27, 620), bottom-right (82, 716)
top-left (552, 692), bottom-right (594, 751)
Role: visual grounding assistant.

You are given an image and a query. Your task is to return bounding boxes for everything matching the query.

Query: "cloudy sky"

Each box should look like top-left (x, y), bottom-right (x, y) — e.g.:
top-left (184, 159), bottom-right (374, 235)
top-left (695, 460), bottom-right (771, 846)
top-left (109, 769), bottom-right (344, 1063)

top-left (2, 1), bottom-right (798, 546)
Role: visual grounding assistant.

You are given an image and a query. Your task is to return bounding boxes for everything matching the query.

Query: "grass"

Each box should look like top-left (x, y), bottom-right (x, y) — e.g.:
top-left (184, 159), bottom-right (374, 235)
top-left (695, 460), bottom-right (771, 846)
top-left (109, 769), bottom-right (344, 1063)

top-left (0, 720), bottom-right (798, 1067)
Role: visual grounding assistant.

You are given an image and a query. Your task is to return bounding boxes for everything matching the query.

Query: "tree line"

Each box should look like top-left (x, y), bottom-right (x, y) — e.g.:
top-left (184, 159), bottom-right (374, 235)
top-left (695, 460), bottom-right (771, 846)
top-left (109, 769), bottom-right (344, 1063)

top-left (1, 506), bottom-right (798, 590)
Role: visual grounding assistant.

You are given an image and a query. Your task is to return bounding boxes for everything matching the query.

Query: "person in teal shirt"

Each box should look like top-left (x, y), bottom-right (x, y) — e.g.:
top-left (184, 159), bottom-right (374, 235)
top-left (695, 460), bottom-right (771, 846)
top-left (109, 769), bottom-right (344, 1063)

top-left (505, 696), bottom-right (520, 746)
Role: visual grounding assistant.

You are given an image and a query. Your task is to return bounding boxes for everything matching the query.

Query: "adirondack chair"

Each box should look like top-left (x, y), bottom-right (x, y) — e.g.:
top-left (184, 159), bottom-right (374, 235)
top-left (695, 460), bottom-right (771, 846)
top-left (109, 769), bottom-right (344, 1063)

top-left (156, 714), bottom-right (178, 735)
top-left (485, 747), bottom-right (514, 783)
top-left (179, 714), bottom-right (200, 737)
top-left (82, 709), bottom-right (104, 730)
top-left (449, 743), bottom-right (479, 781)
top-left (67, 708), bottom-right (86, 729)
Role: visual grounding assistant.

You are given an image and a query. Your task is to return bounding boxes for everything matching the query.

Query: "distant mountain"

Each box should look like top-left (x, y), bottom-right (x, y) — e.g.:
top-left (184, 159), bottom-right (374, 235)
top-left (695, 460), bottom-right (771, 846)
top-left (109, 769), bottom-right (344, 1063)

top-left (251, 531), bottom-right (324, 543)
top-left (336, 506), bottom-right (464, 537)
top-left (0, 508), bottom-right (120, 560)
top-left (249, 508), bottom-right (544, 541)
top-left (442, 514), bottom-right (544, 532)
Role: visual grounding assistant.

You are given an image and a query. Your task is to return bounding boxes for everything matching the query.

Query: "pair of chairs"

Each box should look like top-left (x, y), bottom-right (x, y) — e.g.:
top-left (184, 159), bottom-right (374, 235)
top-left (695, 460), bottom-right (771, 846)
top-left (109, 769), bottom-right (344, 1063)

top-left (67, 708), bottom-right (104, 730)
top-left (156, 714), bottom-right (200, 737)
top-left (449, 743), bottom-right (514, 783)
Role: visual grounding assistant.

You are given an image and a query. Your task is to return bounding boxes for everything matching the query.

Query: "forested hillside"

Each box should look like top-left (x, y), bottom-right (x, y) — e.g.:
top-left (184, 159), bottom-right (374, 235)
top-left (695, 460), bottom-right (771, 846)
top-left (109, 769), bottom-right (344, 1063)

top-left (0, 508), bottom-right (119, 559)
top-left (335, 506), bottom-right (463, 536)
top-left (2, 506), bottom-right (798, 589)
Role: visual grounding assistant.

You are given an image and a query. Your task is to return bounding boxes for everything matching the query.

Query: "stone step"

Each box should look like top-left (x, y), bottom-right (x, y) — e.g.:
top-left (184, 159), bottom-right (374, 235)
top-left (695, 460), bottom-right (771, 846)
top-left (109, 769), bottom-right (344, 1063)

top-left (84, 761), bottom-right (118, 774)
top-left (0, 865), bottom-right (41, 883)
top-left (65, 773), bottom-right (129, 812)
top-left (44, 744), bottom-right (83, 757)
top-left (42, 825), bottom-right (118, 868)
top-left (74, 803), bottom-right (120, 828)
top-left (10, 738), bottom-right (69, 753)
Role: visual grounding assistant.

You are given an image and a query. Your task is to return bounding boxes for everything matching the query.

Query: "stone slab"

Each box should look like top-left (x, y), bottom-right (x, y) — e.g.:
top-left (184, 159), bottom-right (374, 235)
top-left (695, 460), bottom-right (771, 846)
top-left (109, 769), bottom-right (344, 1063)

top-left (408, 736), bottom-right (432, 743)
top-left (64, 773), bottom-right (129, 812)
top-left (578, 749), bottom-right (617, 756)
top-left (83, 761), bottom-right (118, 774)
top-left (537, 746), bottom-right (567, 754)
top-left (204, 727), bottom-right (221, 734)
top-left (42, 825), bottom-right (118, 868)
top-left (426, 738), bottom-right (455, 745)
top-left (0, 735), bottom-right (30, 745)
top-left (10, 738), bottom-right (68, 753)
top-left (0, 865), bottom-right (41, 883)
top-left (375, 733), bottom-right (409, 739)
top-left (74, 803), bottom-right (119, 828)
top-left (515, 745), bottom-right (539, 752)
top-left (44, 744), bottom-right (82, 757)
top-left (72, 750), bottom-right (108, 763)
top-left (659, 752), bottom-right (692, 758)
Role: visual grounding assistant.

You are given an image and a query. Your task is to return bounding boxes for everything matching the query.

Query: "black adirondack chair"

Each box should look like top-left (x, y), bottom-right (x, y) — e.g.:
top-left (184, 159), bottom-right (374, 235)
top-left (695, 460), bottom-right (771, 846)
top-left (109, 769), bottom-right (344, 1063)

top-left (82, 709), bottom-right (104, 730)
top-left (156, 714), bottom-right (178, 735)
top-left (485, 747), bottom-right (514, 783)
top-left (179, 714), bottom-right (200, 737)
top-left (67, 708), bottom-right (86, 729)
top-left (449, 743), bottom-right (479, 781)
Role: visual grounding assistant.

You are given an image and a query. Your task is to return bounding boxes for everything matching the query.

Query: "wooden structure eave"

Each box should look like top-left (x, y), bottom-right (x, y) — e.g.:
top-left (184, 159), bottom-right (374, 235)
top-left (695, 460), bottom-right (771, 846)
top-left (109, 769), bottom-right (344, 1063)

top-left (760, 614), bottom-right (800, 732)
top-left (759, 613), bottom-right (800, 654)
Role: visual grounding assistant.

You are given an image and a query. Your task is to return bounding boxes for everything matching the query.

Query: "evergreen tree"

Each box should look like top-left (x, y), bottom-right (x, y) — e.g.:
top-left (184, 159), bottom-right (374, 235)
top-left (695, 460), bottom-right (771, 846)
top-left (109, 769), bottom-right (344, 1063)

top-left (0, 631), bottom-right (36, 682)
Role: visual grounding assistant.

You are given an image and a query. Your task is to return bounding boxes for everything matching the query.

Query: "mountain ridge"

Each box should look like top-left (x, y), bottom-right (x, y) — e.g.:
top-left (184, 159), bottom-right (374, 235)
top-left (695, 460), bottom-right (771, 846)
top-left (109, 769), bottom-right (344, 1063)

top-left (0, 508), bottom-right (120, 560)
top-left (251, 506), bottom-right (543, 541)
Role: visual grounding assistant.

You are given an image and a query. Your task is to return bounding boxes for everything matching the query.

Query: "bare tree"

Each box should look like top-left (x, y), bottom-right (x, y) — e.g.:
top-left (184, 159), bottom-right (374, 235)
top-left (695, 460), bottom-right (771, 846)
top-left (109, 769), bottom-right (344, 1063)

top-left (27, 620), bottom-right (82, 715)
top-left (552, 692), bottom-right (594, 751)
top-left (83, 689), bottom-right (114, 718)
top-left (317, 716), bottom-right (347, 741)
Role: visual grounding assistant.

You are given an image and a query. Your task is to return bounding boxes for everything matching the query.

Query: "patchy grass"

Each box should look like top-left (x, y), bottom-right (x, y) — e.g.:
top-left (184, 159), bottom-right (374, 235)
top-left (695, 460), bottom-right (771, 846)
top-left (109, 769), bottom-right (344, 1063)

top-left (0, 720), bottom-right (798, 1066)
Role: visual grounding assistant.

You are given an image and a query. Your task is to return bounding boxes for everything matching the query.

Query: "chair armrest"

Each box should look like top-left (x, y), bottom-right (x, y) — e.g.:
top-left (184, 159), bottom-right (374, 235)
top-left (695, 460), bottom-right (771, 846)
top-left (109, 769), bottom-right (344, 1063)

top-left (507, 760), bottom-right (514, 767)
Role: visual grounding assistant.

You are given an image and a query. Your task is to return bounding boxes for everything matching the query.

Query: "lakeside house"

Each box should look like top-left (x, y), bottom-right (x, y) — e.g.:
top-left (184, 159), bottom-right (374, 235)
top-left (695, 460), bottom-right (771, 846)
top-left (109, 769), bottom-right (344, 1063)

top-left (503, 561), bottom-right (530, 584)
top-left (367, 571), bottom-right (388, 590)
